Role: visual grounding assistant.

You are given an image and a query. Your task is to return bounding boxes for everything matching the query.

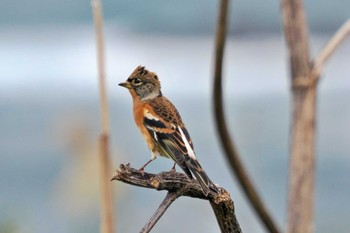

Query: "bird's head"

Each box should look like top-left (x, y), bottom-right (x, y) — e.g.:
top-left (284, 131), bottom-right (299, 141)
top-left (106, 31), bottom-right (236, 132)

top-left (119, 66), bottom-right (162, 101)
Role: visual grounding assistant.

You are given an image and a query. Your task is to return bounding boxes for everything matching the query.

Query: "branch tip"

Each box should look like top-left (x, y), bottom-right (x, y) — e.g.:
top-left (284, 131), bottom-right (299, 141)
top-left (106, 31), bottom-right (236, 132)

top-left (110, 175), bottom-right (117, 181)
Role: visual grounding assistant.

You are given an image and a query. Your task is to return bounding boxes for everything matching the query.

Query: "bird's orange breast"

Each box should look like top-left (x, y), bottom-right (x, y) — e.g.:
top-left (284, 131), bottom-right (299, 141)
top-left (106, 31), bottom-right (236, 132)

top-left (132, 97), bottom-right (156, 152)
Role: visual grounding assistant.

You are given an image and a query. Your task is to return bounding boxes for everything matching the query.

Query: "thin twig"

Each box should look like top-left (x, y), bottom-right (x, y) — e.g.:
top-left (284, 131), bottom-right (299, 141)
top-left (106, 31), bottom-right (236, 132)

top-left (212, 0), bottom-right (280, 232)
top-left (140, 190), bottom-right (185, 233)
top-left (312, 19), bottom-right (350, 78)
top-left (91, 1), bottom-right (115, 233)
top-left (112, 164), bottom-right (242, 233)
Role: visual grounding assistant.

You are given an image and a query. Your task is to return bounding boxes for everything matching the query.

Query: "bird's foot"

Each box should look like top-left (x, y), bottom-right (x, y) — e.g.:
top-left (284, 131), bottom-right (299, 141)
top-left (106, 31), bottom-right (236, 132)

top-left (138, 167), bottom-right (146, 176)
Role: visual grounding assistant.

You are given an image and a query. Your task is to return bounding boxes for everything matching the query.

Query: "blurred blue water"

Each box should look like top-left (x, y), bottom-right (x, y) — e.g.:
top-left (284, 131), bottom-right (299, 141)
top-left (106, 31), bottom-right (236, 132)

top-left (1, 26), bottom-right (349, 232)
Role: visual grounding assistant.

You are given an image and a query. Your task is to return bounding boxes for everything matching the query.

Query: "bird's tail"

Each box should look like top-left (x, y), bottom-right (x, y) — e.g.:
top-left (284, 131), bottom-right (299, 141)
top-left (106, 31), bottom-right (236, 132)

top-left (185, 158), bottom-right (218, 196)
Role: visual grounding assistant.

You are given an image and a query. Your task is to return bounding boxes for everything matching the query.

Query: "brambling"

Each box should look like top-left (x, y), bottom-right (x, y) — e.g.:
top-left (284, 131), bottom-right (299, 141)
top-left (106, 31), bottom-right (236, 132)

top-left (119, 66), bottom-right (218, 196)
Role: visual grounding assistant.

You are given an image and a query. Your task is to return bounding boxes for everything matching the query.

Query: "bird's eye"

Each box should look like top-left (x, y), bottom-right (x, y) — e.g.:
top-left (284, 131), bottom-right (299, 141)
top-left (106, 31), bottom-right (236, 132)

top-left (132, 78), bottom-right (142, 86)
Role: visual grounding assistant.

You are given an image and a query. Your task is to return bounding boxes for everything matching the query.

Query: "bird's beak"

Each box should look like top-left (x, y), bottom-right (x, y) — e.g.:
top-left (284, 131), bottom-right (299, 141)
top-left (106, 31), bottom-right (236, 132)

top-left (118, 81), bottom-right (132, 89)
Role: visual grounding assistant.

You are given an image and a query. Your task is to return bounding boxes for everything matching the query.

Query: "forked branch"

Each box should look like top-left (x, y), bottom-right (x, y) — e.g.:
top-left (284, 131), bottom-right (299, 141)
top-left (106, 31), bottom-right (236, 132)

top-left (111, 164), bottom-right (242, 233)
top-left (281, 1), bottom-right (349, 233)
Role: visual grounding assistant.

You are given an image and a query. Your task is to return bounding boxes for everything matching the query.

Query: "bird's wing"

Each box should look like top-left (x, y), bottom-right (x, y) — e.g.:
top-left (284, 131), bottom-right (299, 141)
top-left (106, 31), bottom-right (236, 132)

top-left (143, 97), bottom-right (216, 195)
top-left (142, 98), bottom-right (194, 172)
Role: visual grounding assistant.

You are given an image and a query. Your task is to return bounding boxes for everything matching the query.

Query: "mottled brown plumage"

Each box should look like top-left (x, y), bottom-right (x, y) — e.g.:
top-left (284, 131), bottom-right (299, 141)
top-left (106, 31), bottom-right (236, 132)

top-left (119, 65), bottom-right (218, 196)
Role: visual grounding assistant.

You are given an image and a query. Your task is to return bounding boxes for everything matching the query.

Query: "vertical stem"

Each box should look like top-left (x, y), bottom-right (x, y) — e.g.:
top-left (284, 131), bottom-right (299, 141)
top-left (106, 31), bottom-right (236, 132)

top-left (288, 88), bottom-right (316, 233)
top-left (281, 0), bottom-right (316, 233)
top-left (281, 0), bottom-right (310, 79)
top-left (92, 0), bottom-right (110, 134)
top-left (91, 1), bottom-right (115, 233)
top-left (99, 134), bottom-right (115, 233)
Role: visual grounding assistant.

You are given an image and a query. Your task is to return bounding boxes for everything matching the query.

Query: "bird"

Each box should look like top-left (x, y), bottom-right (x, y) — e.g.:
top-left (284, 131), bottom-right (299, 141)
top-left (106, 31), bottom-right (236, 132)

top-left (119, 65), bottom-right (218, 196)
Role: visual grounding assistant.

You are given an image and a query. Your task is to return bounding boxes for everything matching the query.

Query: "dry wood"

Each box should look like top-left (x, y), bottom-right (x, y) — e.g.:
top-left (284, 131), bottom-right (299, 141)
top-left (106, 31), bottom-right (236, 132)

top-left (281, 1), bottom-right (315, 233)
top-left (139, 191), bottom-right (185, 233)
top-left (282, 1), bottom-right (350, 232)
top-left (111, 164), bottom-right (242, 233)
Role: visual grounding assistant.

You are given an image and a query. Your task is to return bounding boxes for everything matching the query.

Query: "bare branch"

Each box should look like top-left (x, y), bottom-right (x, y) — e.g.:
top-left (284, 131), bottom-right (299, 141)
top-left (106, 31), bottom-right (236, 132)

top-left (112, 164), bottom-right (215, 199)
top-left (312, 19), bottom-right (350, 78)
top-left (212, 0), bottom-right (280, 232)
top-left (112, 164), bottom-right (242, 233)
top-left (140, 190), bottom-right (186, 233)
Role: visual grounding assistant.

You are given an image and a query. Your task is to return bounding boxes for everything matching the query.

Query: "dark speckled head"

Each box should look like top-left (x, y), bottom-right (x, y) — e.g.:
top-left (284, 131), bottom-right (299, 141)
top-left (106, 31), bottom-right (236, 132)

top-left (119, 66), bottom-right (162, 101)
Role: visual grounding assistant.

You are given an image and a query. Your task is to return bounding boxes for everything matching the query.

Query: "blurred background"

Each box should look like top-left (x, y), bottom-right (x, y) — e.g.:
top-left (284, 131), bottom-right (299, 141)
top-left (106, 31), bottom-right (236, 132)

top-left (1, 0), bottom-right (349, 232)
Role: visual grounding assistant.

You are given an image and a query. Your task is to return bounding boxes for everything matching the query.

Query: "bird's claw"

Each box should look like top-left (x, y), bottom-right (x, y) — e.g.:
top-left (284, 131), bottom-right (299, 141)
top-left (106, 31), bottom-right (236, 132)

top-left (138, 168), bottom-right (146, 176)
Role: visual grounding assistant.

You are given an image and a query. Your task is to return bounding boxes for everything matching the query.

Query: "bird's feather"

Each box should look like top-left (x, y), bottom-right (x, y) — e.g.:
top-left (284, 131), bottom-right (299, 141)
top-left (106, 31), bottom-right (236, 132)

top-left (142, 97), bottom-right (218, 195)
